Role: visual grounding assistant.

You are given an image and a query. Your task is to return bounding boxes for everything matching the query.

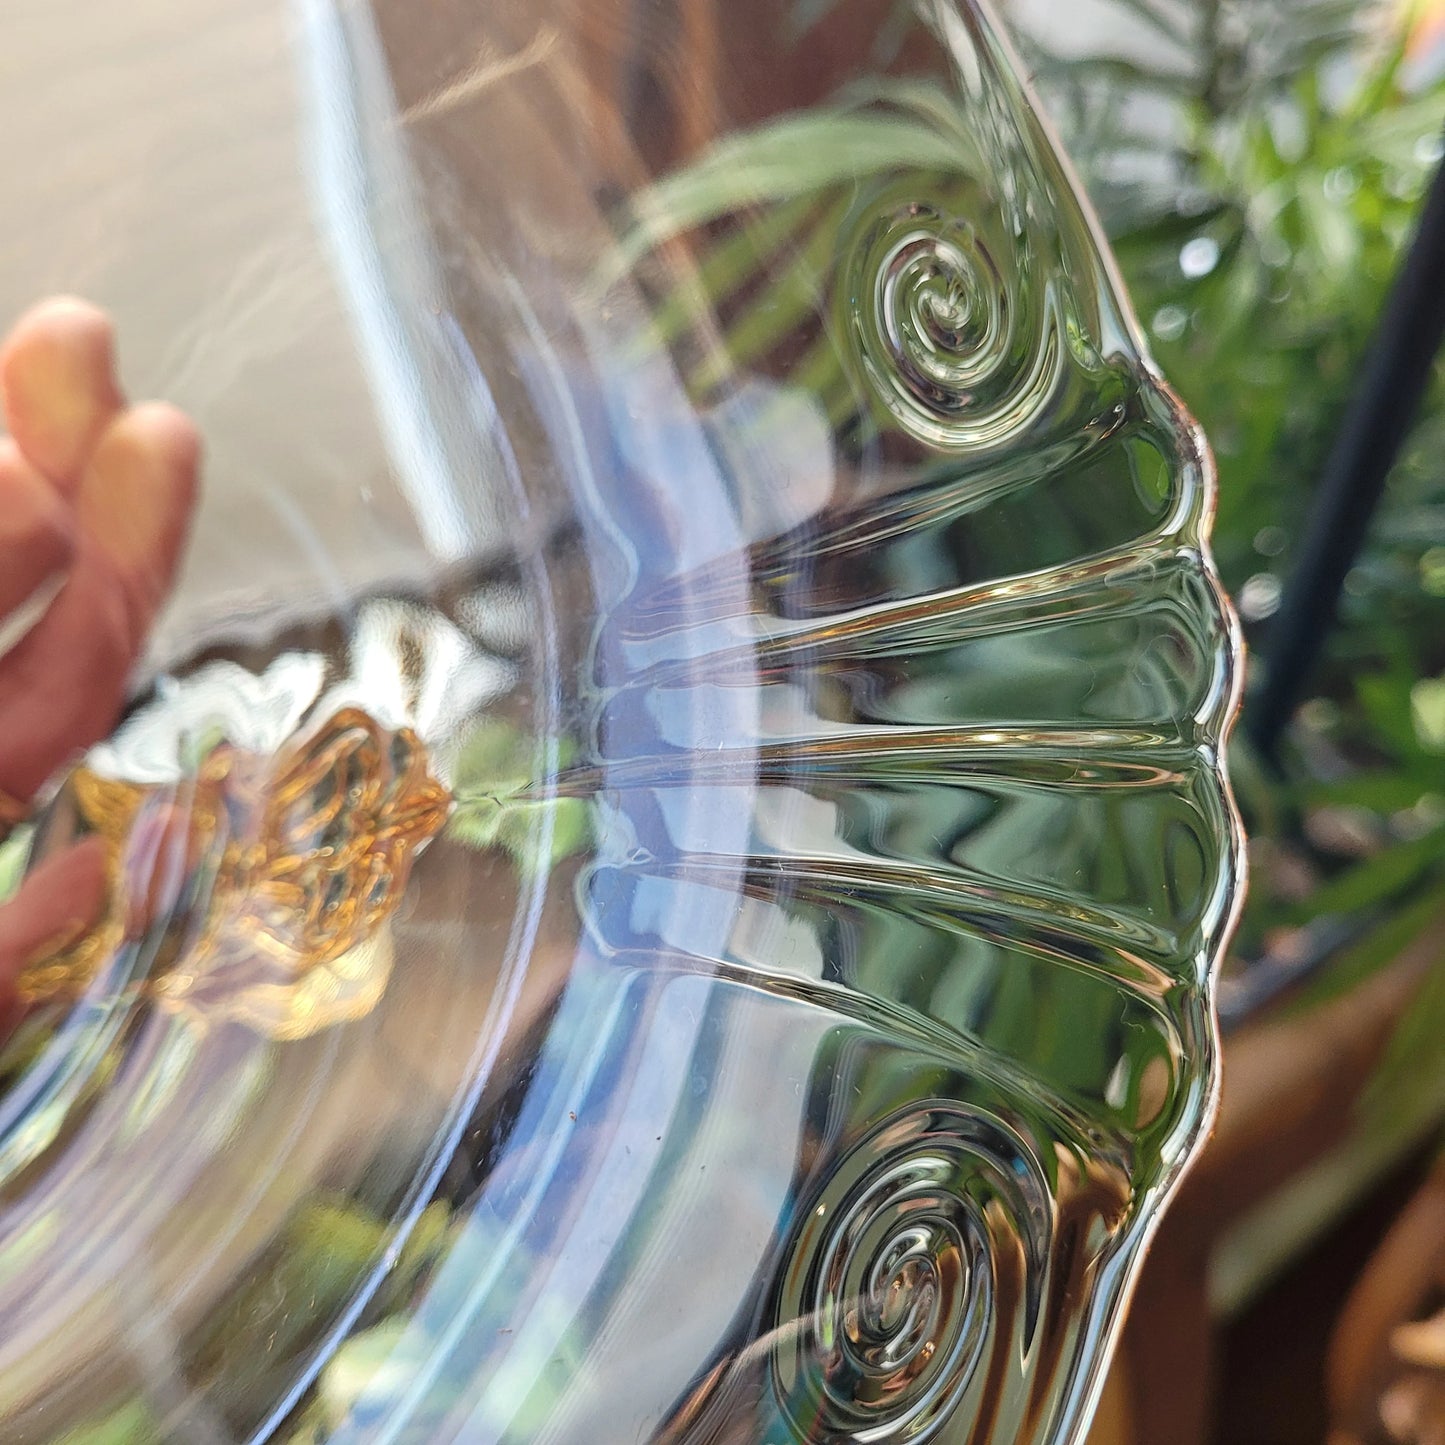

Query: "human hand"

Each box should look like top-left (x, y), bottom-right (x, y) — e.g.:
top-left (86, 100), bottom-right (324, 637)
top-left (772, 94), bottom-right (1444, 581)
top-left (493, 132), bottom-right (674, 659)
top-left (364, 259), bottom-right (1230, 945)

top-left (0, 299), bottom-right (199, 1005)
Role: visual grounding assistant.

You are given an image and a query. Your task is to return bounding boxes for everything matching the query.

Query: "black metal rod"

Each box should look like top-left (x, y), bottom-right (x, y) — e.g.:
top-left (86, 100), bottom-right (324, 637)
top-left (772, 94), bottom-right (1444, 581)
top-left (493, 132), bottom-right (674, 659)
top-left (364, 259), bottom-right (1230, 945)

top-left (1249, 131), bottom-right (1445, 761)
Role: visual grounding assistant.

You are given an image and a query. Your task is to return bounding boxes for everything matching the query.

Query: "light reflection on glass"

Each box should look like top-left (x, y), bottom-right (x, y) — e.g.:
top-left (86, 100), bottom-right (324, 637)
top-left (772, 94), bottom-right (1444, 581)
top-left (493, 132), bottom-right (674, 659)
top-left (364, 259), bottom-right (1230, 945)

top-left (0, 2), bottom-right (1241, 1442)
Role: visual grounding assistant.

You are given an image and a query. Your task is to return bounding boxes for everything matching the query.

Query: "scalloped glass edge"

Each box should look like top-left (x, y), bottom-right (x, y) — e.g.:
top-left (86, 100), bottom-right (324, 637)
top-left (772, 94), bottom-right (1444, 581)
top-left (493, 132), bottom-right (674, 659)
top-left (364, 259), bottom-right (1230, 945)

top-left (300, 1), bottom-right (1253, 1437)
top-left (979, 10), bottom-right (1248, 1438)
top-left (0, 2), bottom-right (1250, 1440)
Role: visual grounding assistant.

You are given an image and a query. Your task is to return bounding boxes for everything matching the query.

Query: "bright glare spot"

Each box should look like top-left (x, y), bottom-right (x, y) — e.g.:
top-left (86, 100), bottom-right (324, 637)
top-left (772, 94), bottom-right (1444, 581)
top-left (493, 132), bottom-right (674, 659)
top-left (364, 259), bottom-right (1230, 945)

top-left (1152, 304), bottom-right (1189, 342)
top-left (1412, 678), bottom-right (1445, 753)
top-left (1396, 792), bottom-right (1445, 839)
top-left (1388, 169), bottom-right (1421, 202)
top-left (1414, 794), bottom-right (1445, 828)
top-left (1420, 546), bottom-right (1445, 596)
top-left (1323, 166), bottom-right (1358, 203)
top-left (1239, 572), bottom-right (1283, 622)
top-left (1415, 132), bottom-right (1445, 168)
top-left (1180, 236), bottom-right (1221, 280)
top-left (1298, 698), bottom-right (1339, 732)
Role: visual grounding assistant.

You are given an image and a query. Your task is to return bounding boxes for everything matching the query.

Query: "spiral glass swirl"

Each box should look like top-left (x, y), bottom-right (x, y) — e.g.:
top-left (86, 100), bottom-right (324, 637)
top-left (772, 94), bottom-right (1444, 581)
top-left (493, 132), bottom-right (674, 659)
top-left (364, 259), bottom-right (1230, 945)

top-left (774, 1105), bottom-right (1050, 1442)
top-left (842, 194), bottom-right (1063, 450)
top-left (0, 2), bottom-right (1240, 1443)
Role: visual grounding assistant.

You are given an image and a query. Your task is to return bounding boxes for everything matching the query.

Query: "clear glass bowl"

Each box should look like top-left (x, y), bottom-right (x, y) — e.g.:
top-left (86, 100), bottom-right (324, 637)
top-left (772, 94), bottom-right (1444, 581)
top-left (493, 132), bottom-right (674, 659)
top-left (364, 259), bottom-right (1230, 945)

top-left (0, 1), bottom-right (1243, 1441)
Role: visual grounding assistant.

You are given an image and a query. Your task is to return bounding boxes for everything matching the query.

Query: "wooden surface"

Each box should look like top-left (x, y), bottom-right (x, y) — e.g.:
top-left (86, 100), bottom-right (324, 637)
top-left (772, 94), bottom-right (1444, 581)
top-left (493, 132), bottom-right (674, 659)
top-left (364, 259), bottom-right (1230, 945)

top-left (1087, 914), bottom-right (1445, 1445)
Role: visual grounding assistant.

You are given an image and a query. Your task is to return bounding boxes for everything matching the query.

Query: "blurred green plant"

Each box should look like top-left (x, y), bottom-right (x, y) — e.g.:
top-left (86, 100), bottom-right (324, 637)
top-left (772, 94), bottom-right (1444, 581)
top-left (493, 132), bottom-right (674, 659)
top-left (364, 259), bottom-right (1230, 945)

top-left (47, 1197), bottom-right (455, 1444)
top-left (1014, 0), bottom-right (1445, 1081)
top-left (608, 73), bottom-right (1000, 437)
top-left (620, 0), bottom-right (1445, 982)
top-left (615, 0), bottom-right (1445, 1188)
top-left (1030, 0), bottom-right (1443, 599)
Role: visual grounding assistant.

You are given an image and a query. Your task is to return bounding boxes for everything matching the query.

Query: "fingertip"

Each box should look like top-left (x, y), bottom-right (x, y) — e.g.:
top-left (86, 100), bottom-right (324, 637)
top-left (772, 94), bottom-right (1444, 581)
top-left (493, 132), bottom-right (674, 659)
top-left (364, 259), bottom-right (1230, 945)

top-left (1, 297), bottom-right (124, 491)
top-left (2, 298), bottom-right (116, 377)
top-left (82, 400), bottom-right (201, 584)
top-left (6, 295), bottom-right (113, 339)
top-left (75, 402), bottom-right (200, 664)
top-left (0, 555), bottom-right (135, 802)
top-left (125, 400), bottom-right (203, 498)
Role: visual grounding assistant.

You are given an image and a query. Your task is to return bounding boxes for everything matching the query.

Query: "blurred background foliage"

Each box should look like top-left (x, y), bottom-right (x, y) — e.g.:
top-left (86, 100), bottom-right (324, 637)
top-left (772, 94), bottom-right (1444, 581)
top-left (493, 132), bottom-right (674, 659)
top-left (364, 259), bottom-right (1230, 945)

top-left (1005, 2), bottom-right (1445, 1439)
top-left (1012, 0), bottom-right (1445, 1073)
top-left (631, 3), bottom-right (1445, 1434)
top-left (632, 0), bottom-right (1445, 1056)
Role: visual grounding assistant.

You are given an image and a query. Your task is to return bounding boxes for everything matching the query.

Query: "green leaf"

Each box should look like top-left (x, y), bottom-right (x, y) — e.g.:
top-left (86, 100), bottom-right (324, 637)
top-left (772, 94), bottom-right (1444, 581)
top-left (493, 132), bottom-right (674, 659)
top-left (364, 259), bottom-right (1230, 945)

top-left (1289, 824), bottom-right (1445, 922)
top-left (451, 795), bottom-right (592, 879)
top-left (1364, 935), bottom-right (1445, 1126)
top-left (1358, 665), bottom-right (1430, 763)
top-left (646, 194), bottom-right (823, 350)
top-left (185, 1198), bottom-right (389, 1394)
top-left (1059, 53), bottom-right (1196, 96)
top-left (447, 721), bottom-right (591, 876)
top-left (1343, 12), bottom-right (1412, 123)
top-left (690, 197), bottom-right (849, 393)
top-left (1306, 771), bottom-right (1432, 813)
top-left (1298, 891), bottom-right (1444, 1010)
top-left (1103, 0), bottom-right (1193, 48)
top-left (1411, 676), bottom-right (1445, 752)
top-left (319, 1318), bottom-right (419, 1427)
top-left (608, 108), bottom-right (982, 281)
top-left (451, 719), bottom-right (536, 799)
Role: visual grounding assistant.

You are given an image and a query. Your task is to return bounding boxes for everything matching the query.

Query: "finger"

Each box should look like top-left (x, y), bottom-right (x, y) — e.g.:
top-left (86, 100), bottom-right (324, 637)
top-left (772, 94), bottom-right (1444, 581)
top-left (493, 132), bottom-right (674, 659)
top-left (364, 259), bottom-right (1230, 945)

top-left (0, 404), bottom-right (200, 802)
top-left (0, 542), bottom-right (135, 802)
top-left (0, 439), bottom-right (75, 621)
top-left (0, 297), bottom-right (125, 496)
top-left (78, 400), bottom-right (200, 622)
top-left (0, 836), bottom-right (108, 996)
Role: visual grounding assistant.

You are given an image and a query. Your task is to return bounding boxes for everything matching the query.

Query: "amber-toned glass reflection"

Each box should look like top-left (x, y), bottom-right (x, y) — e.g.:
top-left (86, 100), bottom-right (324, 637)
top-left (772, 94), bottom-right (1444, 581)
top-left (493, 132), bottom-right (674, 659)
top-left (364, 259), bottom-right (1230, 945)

top-left (16, 707), bottom-right (449, 1040)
